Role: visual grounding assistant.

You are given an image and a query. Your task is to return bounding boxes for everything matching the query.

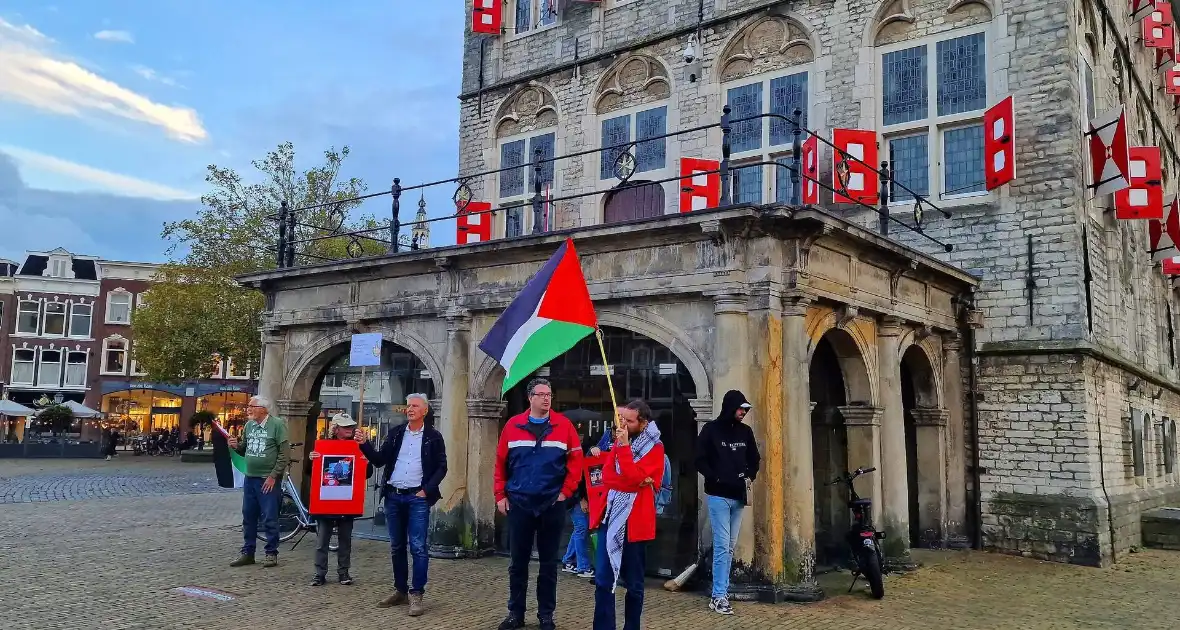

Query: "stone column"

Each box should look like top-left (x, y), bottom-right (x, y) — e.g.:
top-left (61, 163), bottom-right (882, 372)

top-left (942, 334), bottom-right (968, 540)
top-left (910, 408), bottom-right (949, 546)
top-left (431, 308), bottom-right (473, 556)
top-left (708, 293), bottom-right (754, 574)
top-left (838, 405), bottom-right (884, 529)
top-left (781, 294), bottom-right (820, 599)
top-left (465, 398), bottom-right (505, 556)
top-left (258, 328), bottom-right (285, 403)
top-left (876, 317), bottom-right (912, 563)
top-left (276, 399), bottom-right (316, 500)
top-left (741, 284), bottom-right (787, 599)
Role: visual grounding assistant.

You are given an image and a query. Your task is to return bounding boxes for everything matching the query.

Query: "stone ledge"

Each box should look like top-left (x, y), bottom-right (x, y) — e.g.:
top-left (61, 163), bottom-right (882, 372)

top-left (983, 492), bottom-right (1106, 567)
top-left (1142, 507), bottom-right (1180, 550)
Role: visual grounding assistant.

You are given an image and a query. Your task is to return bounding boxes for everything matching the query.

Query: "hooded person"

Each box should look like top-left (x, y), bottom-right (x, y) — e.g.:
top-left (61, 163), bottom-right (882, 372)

top-left (694, 389), bottom-right (760, 616)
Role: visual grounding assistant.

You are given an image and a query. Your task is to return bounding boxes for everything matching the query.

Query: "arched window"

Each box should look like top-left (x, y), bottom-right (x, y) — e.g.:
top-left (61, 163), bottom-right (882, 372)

top-left (495, 86), bottom-right (559, 237)
top-left (718, 15), bottom-right (815, 205)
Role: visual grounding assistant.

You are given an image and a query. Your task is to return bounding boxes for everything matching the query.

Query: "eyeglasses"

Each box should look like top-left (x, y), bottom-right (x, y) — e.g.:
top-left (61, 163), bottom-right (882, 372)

top-left (530, 392), bottom-right (553, 398)
top-left (246, 405), bottom-right (264, 409)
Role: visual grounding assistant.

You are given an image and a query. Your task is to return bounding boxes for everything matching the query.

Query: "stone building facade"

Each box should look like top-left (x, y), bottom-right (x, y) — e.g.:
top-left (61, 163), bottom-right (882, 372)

top-left (240, 0), bottom-right (1180, 601)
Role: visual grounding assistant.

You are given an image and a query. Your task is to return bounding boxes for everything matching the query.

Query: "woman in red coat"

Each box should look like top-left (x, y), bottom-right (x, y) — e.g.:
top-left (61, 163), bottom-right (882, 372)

top-left (589, 400), bottom-right (665, 630)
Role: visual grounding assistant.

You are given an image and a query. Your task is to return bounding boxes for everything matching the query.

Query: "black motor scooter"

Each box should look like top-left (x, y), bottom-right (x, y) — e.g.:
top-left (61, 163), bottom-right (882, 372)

top-left (827, 466), bottom-right (885, 599)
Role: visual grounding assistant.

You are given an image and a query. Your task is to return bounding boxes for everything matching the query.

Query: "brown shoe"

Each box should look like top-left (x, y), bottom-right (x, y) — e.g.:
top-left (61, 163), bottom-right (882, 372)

top-left (378, 591), bottom-right (407, 608)
top-left (229, 554), bottom-right (255, 567)
top-left (262, 553), bottom-right (278, 568)
top-left (408, 593), bottom-right (425, 617)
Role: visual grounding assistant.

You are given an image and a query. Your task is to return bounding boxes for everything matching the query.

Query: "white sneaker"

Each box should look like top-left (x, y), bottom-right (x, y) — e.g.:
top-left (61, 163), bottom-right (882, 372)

top-left (576, 569), bottom-right (595, 578)
top-left (561, 564), bottom-right (577, 574)
top-left (709, 597), bottom-right (734, 615)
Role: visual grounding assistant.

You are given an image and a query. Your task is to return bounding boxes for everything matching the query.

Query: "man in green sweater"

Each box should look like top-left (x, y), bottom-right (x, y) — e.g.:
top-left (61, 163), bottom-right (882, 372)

top-left (227, 395), bottom-right (289, 568)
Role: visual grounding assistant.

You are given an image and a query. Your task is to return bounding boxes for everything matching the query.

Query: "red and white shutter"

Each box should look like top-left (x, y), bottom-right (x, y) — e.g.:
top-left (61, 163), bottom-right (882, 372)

top-left (679, 158), bottom-right (721, 212)
top-left (1166, 64), bottom-right (1180, 95)
top-left (1134, 0), bottom-right (1160, 22)
top-left (1115, 147), bottom-right (1164, 219)
top-left (831, 129), bottom-right (879, 205)
top-left (802, 134), bottom-right (820, 204)
top-left (1087, 105), bottom-right (1131, 196)
top-left (1150, 196), bottom-right (1180, 261)
top-left (983, 96), bottom-right (1016, 190)
top-left (472, 0), bottom-right (502, 35)
top-left (1144, 4), bottom-right (1174, 48)
top-left (456, 202), bottom-right (493, 244)
top-left (1163, 256), bottom-right (1180, 275)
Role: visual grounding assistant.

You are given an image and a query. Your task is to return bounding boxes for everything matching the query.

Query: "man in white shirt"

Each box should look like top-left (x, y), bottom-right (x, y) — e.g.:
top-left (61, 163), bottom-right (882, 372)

top-left (358, 394), bottom-right (448, 617)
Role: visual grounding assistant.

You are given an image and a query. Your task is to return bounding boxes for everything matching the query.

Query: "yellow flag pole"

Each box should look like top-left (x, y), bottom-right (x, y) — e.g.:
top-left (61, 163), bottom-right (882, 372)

top-left (594, 327), bottom-right (622, 432)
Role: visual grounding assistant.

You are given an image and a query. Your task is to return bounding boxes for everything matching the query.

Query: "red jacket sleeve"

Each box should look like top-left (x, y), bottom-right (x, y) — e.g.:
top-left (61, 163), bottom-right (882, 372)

top-left (605, 442), bottom-right (665, 492)
top-left (494, 426), bottom-right (510, 503)
top-left (561, 422), bottom-right (583, 499)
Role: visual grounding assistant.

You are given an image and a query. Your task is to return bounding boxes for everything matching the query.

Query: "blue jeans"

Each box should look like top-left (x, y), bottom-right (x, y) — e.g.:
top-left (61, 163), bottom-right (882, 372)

top-left (562, 503), bottom-right (592, 572)
top-left (241, 476), bottom-right (280, 556)
top-left (385, 493), bottom-right (430, 594)
top-left (706, 494), bottom-right (744, 599)
top-left (592, 528), bottom-right (646, 630)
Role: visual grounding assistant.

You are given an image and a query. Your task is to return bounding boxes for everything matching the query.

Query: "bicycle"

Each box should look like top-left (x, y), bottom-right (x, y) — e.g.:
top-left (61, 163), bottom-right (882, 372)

top-left (827, 466), bottom-right (885, 599)
top-left (256, 442), bottom-right (339, 551)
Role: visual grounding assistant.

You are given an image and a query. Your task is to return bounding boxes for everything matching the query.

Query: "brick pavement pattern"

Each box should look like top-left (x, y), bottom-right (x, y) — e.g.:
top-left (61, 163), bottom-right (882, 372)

top-left (0, 457), bottom-right (231, 504)
top-left (1, 459), bottom-right (1178, 629)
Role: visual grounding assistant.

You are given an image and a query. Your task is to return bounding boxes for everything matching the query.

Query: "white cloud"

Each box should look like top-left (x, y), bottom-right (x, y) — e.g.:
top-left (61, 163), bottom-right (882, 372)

top-left (1, 145), bottom-right (199, 200)
top-left (131, 64), bottom-right (180, 87)
top-left (93, 29), bottom-right (134, 43)
top-left (0, 18), bottom-right (206, 142)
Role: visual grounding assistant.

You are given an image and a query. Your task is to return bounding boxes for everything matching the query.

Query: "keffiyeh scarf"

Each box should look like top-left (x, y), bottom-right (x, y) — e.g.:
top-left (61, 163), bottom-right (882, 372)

top-left (604, 420), bottom-right (661, 592)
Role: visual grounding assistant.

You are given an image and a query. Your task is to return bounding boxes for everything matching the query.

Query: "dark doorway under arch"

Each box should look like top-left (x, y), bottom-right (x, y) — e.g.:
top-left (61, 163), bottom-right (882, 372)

top-left (901, 344), bottom-right (942, 548)
top-left (810, 335), bottom-right (849, 568)
top-left (312, 340), bottom-right (436, 541)
top-left (603, 181), bottom-right (665, 224)
top-left (494, 325), bottom-right (699, 578)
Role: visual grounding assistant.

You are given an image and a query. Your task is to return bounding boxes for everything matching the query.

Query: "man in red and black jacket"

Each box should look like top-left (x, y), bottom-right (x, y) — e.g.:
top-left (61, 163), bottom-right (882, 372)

top-left (494, 378), bottom-right (583, 630)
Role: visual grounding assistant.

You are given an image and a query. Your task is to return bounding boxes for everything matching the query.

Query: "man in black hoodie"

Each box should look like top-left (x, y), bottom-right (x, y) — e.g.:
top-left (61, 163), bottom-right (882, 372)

top-left (695, 390), bottom-right (760, 616)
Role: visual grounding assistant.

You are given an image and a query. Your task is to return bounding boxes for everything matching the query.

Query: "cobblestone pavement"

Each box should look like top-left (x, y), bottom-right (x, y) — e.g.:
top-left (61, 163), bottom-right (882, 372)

top-left (0, 457), bottom-right (230, 504)
top-left (1, 460), bottom-right (1178, 629)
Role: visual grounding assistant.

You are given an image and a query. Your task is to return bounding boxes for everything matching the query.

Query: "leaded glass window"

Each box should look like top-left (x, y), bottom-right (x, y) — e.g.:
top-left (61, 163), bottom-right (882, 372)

top-left (882, 46), bottom-right (928, 125)
top-left (936, 33), bottom-right (986, 116)
top-left (538, 0), bottom-right (557, 28)
top-left (528, 133), bottom-right (556, 188)
top-left (775, 157), bottom-right (797, 204)
top-left (888, 135), bottom-right (929, 202)
top-left (505, 207), bottom-right (524, 238)
top-left (769, 73), bottom-right (808, 146)
top-left (727, 83), bottom-right (763, 153)
top-left (500, 140), bottom-right (525, 197)
top-left (635, 106), bottom-right (667, 173)
top-left (733, 163), bottom-right (763, 205)
top-left (943, 125), bottom-right (985, 195)
top-left (600, 115), bottom-right (631, 180)
top-left (515, 0), bottom-right (531, 34)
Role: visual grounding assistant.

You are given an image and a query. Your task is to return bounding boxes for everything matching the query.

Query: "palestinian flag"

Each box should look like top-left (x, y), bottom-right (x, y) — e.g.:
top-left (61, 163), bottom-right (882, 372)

top-left (479, 237), bottom-right (598, 394)
top-left (211, 421), bottom-right (246, 489)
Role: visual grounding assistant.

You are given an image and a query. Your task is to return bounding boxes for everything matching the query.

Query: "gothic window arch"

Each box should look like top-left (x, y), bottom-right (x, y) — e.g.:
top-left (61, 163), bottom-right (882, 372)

top-left (494, 85), bottom-right (559, 238)
top-left (718, 14), bottom-right (816, 205)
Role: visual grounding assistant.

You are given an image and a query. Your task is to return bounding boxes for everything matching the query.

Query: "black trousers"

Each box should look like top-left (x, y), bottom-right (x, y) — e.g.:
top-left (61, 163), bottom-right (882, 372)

top-left (507, 500), bottom-right (567, 619)
top-left (314, 518), bottom-right (354, 577)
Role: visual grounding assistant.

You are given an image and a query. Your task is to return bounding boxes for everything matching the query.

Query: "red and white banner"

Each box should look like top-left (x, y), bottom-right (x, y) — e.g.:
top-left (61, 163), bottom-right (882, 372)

top-left (1150, 196), bottom-right (1180, 261)
top-left (1134, 0), bottom-right (1160, 23)
top-left (983, 96), bottom-right (1016, 190)
top-left (802, 134), bottom-right (819, 204)
top-left (1163, 256), bottom-right (1180, 275)
top-left (679, 158), bottom-right (721, 212)
top-left (472, 0), bottom-right (502, 35)
top-left (831, 128), bottom-right (878, 205)
top-left (1144, 4), bottom-right (1175, 48)
top-left (1166, 64), bottom-right (1180, 95)
top-left (1115, 147), bottom-right (1164, 219)
top-left (1087, 105), bottom-right (1131, 196)
top-left (456, 201), bottom-right (493, 244)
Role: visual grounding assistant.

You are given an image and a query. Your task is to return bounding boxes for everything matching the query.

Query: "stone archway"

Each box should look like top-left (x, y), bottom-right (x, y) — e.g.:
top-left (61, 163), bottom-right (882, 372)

top-left (808, 327), bottom-right (879, 568)
top-left (900, 343), bottom-right (949, 547)
top-left (284, 325), bottom-right (444, 403)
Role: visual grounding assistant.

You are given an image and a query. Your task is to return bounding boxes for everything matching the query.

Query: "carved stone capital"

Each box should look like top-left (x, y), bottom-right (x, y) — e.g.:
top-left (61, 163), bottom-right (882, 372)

top-left (466, 398), bottom-right (506, 421)
top-left (782, 292), bottom-right (813, 317)
top-left (262, 327), bottom-right (284, 344)
top-left (878, 316), bottom-right (905, 337)
top-left (434, 256), bottom-right (454, 271)
top-left (836, 305), bottom-right (859, 330)
top-left (912, 324), bottom-right (934, 343)
top-left (942, 332), bottom-right (963, 353)
top-left (889, 260), bottom-right (919, 298)
top-left (445, 307), bottom-right (472, 331)
top-left (710, 293), bottom-right (748, 315)
top-left (277, 399), bottom-right (317, 419)
top-left (838, 405), bottom-right (883, 427)
top-left (909, 408), bottom-right (949, 427)
top-left (700, 219), bottom-right (725, 245)
top-left (747, 281), bottom-right (782, 312)
top-left (690, 398), bottom-right (714, 422)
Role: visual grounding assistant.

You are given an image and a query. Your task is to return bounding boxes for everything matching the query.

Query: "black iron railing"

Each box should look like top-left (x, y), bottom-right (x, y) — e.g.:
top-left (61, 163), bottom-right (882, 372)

top-left (269, 107), bottom-right (955, 268)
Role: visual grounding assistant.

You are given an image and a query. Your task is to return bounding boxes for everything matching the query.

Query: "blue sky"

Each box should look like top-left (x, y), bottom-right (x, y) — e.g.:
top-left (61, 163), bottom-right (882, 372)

top-left (0, 1), bottom-right (464, 263)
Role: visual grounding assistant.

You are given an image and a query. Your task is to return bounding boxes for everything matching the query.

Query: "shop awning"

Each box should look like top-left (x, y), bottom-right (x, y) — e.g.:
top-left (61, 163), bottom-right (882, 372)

top-left (0, 399), bottom-right (35, 417)
top-left (34, 400), bottom-right (102, 418)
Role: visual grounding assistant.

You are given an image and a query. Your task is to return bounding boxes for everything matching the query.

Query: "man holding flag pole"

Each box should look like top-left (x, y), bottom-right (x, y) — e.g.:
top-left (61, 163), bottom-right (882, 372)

top-left (481, 237), bottom-right (623, 630)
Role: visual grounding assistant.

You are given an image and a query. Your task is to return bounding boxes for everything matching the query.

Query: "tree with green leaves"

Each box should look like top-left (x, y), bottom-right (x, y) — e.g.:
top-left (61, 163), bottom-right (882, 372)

top-left (133, 142), bottom-right (383, 382)
top-left (38, 405), bottom-right (73, 436)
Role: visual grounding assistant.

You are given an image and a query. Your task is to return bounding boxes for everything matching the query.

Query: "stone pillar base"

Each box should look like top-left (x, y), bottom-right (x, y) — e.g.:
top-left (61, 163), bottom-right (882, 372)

top-left (728, 580), bottom-right (825, 604)
top-left (883, 555), bottom-right (919, 573)
top-left (428, 544), bottom-right (496, 559)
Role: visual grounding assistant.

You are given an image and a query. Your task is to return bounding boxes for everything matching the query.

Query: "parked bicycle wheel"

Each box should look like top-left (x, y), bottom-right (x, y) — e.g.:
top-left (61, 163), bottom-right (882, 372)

top-left (858, 545), bottom-right (885, 599)
top-left (273, 492), bottom-right (302, 542)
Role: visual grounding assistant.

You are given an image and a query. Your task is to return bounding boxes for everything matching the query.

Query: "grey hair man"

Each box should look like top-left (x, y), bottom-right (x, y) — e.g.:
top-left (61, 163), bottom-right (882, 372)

top-left (358, 393), bottom-right (448, 616)
top-left (227, 395), bottom-right (289, 568)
